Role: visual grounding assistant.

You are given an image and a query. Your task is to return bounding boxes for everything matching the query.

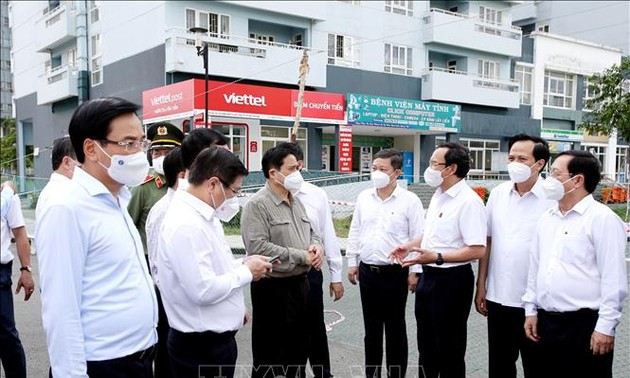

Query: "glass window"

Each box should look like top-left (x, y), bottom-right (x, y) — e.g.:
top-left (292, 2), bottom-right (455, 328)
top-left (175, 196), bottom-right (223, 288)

top-left (384, 43), bottom-right (412, 75)
top-left (479, 5), bottom-right (502, 25)
top-left (328, 34), bottom-right (360, 67)
top-left (385, 0), bottom-right (413, 16)
top-left (515, 63), bottom-right (533, 105)
top-left (478, 60), bottom-right (500, 79)
top-left (544, 70), bottom-right (575, 109)
top-left (582, 77), bottom-right (600, 111)
top-left (213, 123), bottom-right (247, 166)
top-left (260, 126), bottom-right (307, 163)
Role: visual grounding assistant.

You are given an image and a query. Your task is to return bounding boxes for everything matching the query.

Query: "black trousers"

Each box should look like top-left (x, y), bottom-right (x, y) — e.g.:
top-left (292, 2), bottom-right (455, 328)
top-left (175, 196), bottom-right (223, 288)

top-left (251, 274), bottom-right (310, 378)
top-left (168, 328), bottom-right (238, 378)
top-left (306, 268), bottom-right (333, 378)
top-left (155, 288), bottom-right (173, 378)
top-left (359, 262), bottom-right (409, 378)
top-left (486, 300), bottom-right (537, 378)
top-left (415, 264), bottom-right (474, 378)
top-left (79, 346), bottom-right (154, 378)
top-left (535, 309), bottom-right (613, 378)
top-left (0, 261), bottom-right (26, 378)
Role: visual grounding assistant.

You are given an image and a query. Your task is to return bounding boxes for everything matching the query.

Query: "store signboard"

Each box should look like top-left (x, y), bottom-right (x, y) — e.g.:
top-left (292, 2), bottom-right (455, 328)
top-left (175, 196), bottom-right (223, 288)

top-left (540, 128), bottom-right (584, 142)
top-left (142, 80), bottom-right (195, 124)
top-left (338, 125), bottom-right (353, 173)
top-left (346, 93), bottom-right (461, 132)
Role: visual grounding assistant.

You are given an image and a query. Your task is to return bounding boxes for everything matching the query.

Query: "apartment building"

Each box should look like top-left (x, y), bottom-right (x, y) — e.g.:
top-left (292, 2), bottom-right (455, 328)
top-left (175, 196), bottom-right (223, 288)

top-left (0, 0), bottom-right (12, 122)
top-left (10, 0), bottom-right (620, 181)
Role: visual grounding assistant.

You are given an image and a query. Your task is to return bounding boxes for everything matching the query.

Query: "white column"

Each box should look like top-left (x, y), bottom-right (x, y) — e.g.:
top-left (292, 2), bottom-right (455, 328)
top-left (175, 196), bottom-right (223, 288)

top-left (606, 130), bottom-right (618, 181)
top-left (414, 134), bottom-right (421, 183)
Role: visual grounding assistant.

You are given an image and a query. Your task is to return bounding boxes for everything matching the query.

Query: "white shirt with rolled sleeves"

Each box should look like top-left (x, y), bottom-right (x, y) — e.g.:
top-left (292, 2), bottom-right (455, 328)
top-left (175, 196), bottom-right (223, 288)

top-left (1, 194), bottom-right (24, 263)
top-left (35, 172), bottom-right (73, 219)
top-left (347, 184), bottom-right (425, 271)
top-left (485, 178), bottom-right (555, 308)
top-left (294, 182), bottom-right (343, 283)
top-left (34, 167), bottom-right (158, 378)
top-left (157, 190), bottom-right (252, 333)
top-left (0, 185), bottom-right (15, 218)
top-left (522, 194), bottom-right (628, 336)
top-left (145, 187), bottom-right (176, 286)
top-left (421, 179), bottom-right (487, 267)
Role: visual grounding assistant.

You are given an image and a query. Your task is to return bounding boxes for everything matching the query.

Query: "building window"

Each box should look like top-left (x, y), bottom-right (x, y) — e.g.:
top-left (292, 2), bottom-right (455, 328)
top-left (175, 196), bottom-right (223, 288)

top-left (261, 126), bottom-right (307, 163)
top-left (537, 24), bottom-right (549, 32)
top-left (67, 48), bottom-right (77, 67)
top-left (622, 80), bottom-right (630, 95)
top-left (479, 5), bottom-right (502, 25)
top-left (89, 1), bottom-right (100, 23)
top-left (384, 44), bottom-right (412, 75)
top-left (617, 146), bottom-right (628, 182)
top-left (515, 63), bottom-right (533, 105)
top-left (582, 77), bottom-right (600, 111)
top-left (0, 60), bottom-right (10, 70)
top-left (249, 33), bottom-right (275, 45)
top-left (544, 70), bottom-right (575, 109)
top-left (185, 8), bottom-right (230, 38)
top-left (212, 123), bottom-right (248, 167)
top-left (327, 34), bottom-right (360, 67)
top-left (90, 34), bottom-right (102, 86)
top-left (436, 137), bottom-right (500, 177)
top-left (385, 0), bottom-right (413, 16)
top-left (582, 144), bottom-right (606, 169)
top-left (478, 59), bottom-right (500, 79)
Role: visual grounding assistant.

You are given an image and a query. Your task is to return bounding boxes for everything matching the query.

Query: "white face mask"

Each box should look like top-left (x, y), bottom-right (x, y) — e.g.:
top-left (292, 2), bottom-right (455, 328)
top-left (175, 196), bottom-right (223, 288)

top-left (96, 143), bottom-right (149, 187)
top-left (211, 184), bottom-right (240, 222)
top-left (424, 166), bottom-right (445, 187)
top-left (278, 171), bottom-right (304, 194)
top-left (152, 156), bottom-right (165, 176)
top-left (507, 161), bottom-right (537, 184)
top-left (177, 177), bottom-right (190, 191)
top-left (371, 170), bottom-right (393, 189)
top-left (542, 175), bottom-right (579, 201)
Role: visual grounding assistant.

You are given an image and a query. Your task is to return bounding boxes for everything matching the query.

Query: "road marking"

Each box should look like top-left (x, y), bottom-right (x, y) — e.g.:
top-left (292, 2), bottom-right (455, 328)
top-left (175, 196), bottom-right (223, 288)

top-left (324, 309), bottom-right (345, 332)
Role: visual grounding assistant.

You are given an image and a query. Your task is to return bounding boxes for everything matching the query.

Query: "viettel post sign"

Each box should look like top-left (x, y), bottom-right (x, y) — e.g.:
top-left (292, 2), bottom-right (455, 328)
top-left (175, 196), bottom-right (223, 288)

top-left (142, 80), bottom-right (196, 124)
top-left (347, 93), bottom-right (461, 132)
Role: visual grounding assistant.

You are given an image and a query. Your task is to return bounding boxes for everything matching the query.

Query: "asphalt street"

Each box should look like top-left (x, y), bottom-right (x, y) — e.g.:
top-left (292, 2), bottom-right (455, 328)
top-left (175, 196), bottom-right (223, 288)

top-left (3, 209), bottom-right (629, 377)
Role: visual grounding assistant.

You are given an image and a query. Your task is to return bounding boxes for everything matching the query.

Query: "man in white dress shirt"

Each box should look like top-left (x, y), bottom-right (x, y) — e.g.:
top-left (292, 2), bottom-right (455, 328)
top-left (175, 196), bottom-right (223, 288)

top-left (391, 142), bottom-right (487, 378)
top-left (157, 146), bottom-right (271, 378)
top-left (35, 136), bottom-right (79, 219)
top-left (144, 147), bottom-right (185, 378)
top-left (474, 134), bottom-right (555, 378)
top-left (35, 97), bottom-right (158, 378)
top-left (1, 184), bottom-right (34, 378)
top-left (523, 150), bottom-right (628, 378)
top-left (283, 142), bottom-right (344, 378)
top-left (347, 148), bottom-right (425, 378)
top-left (1, 181), bottom-right (16, 218)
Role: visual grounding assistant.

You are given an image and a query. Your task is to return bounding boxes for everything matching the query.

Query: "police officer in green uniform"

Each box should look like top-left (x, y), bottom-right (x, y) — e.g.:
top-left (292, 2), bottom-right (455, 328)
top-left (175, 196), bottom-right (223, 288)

top-left (128, 122), bottom-right (184, 254)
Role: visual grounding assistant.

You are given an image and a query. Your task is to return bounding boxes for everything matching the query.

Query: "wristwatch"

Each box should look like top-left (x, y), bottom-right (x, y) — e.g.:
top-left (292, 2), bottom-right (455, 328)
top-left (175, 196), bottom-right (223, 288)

top-left (435, 253), bottom-right (444, 266)
top-left (20, 265), bottom-right (32, 272)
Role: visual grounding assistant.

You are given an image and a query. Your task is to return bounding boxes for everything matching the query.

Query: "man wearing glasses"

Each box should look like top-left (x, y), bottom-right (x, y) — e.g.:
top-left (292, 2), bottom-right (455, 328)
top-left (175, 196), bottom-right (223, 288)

top-left (523, 150), bottom-right (627, 377)
top-left (35, 97), bottom-right (158, 377)
top-left (390, 143), bottom-right (487, 378)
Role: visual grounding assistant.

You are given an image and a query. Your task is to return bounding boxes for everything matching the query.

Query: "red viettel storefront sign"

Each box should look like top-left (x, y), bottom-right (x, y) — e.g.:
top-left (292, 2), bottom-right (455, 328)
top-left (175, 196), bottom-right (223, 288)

top-left (198, 80), bottom-right (346, 124)
top-left (142, 80), bottom-right (195, 123)
top-left (338, 125), bottom-right (353, 173)
top-left (143, 79), bottom-right (346, 124)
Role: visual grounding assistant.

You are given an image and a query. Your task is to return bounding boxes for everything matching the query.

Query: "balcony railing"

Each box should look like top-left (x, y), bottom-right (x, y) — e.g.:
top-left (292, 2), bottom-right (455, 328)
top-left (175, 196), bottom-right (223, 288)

top-left (422, 67), bottom-right (520, 108)
top-left (36, 3), bottom-right (77, 52)
top-left (423, 8), bottom-right (522, 57)
top-left (37, 64), bottom-right (78, 105)
top-left (165, 27), bottom-right (327, 87)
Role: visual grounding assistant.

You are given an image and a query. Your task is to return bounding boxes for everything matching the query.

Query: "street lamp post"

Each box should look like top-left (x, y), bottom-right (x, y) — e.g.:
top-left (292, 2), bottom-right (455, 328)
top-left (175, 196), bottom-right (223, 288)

top-left (190, 26), bottom-right (210, 128)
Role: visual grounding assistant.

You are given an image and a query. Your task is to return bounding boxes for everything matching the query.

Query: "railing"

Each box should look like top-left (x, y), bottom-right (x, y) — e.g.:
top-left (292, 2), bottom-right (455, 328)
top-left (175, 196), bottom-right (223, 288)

top-left (426, 66), bottom-right (519, 85)
top-left (429, 8), bottom-right (522, 31)
top-left (167, 27), bottom-right (322, 60)
top-left (42, 64), bottom-right (77, 85)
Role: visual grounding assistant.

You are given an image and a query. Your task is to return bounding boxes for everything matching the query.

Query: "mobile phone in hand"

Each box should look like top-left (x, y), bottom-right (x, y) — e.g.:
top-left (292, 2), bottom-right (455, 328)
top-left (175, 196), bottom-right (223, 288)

top-left (268, 255), bottom-right (281, 264)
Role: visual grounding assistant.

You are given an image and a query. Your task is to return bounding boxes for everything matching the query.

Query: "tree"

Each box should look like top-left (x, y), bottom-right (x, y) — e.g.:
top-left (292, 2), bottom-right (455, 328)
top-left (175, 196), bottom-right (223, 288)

top-left (580, 59), bottom-right (630, 141)
top-left (0, 118), bottom-right (17, 173)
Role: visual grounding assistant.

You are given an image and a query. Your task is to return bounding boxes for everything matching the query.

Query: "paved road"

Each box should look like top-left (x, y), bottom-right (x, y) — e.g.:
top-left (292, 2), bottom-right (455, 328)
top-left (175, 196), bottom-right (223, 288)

top-left (3, 209), bottom-right (630, 377)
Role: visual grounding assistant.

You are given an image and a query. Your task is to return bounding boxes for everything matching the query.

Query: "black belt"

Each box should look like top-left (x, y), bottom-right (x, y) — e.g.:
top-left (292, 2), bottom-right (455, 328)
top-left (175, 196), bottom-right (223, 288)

top-left (360, 262), bottom-right (407, 274)
top-left (170, 328), bottom-right (237, 342)
top-left (422, 263), bottom-right (471, 273)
